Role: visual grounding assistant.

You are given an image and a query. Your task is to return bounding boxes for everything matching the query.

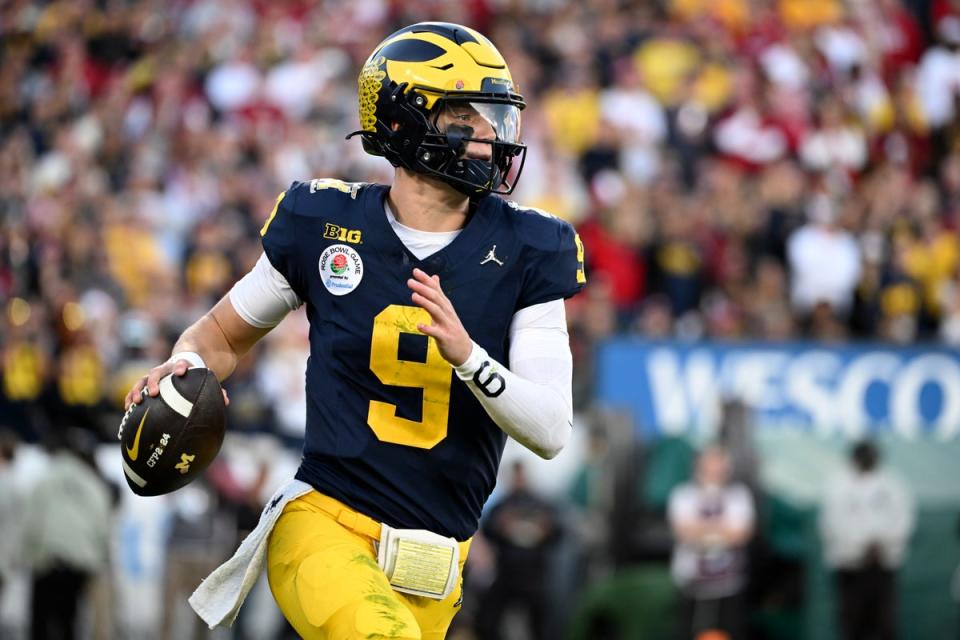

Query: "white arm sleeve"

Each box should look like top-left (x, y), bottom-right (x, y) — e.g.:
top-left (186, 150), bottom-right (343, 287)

top-left (454, 299), bottom-right (573, 459)
top-left (227, 253), bottom-right (302, 328)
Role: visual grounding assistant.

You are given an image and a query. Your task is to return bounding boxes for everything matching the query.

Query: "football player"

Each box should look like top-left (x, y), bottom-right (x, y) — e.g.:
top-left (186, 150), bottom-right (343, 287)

top-left (125, 22), bottom-right (585, 639)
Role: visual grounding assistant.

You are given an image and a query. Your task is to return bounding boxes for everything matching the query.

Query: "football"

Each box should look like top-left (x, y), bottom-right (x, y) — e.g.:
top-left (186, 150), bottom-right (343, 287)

top-left (118, 368), bottom-right (226, 496)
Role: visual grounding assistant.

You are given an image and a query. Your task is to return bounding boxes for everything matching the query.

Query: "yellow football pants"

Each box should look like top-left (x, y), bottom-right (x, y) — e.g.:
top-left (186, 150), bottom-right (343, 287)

top-left (266, 490), bottom-right (470, 639)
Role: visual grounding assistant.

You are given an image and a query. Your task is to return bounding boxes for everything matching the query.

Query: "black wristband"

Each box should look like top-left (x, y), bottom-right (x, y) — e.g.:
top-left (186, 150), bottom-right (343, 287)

top-left (472, 361), bottom-right (506, 398)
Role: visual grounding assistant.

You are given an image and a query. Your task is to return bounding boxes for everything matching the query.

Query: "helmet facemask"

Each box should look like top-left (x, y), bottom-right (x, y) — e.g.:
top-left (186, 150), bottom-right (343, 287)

top-left (415, 98), bottom-right (526, 198)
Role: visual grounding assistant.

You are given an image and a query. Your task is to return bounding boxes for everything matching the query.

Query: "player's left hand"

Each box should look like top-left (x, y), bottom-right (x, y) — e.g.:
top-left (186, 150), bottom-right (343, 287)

top-left (408, 267), bottom-right (472, 366)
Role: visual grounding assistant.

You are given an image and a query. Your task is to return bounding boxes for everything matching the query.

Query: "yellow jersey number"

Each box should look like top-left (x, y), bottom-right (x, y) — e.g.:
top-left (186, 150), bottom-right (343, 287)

top-left (575, 233), bottom-right (586, 284)
top-left (368, 305), bottom-right (452, 449)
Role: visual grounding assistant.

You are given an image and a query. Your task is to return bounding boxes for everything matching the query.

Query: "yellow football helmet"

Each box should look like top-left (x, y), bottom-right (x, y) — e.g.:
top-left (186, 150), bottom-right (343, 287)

top-left (349, 22), bottom-right (526, 198)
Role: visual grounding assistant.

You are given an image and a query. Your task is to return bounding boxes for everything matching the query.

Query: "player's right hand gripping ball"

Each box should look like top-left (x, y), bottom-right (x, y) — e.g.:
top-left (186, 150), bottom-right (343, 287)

top-left (118, 368), bottom-right (226, 496)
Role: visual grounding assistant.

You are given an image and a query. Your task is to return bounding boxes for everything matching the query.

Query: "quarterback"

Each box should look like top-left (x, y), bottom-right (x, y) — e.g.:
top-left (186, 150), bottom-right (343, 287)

top-left (125, 22), bottom-right (585, 639)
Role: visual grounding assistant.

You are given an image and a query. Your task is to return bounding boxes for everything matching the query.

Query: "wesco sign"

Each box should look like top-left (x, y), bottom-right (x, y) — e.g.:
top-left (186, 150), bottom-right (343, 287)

top-left (596, 341), bottom-right (960, 439)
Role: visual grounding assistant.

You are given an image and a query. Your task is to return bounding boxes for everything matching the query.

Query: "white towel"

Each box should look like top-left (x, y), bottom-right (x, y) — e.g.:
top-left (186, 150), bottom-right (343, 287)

top-left (188, 478), bottom-right (313, 628)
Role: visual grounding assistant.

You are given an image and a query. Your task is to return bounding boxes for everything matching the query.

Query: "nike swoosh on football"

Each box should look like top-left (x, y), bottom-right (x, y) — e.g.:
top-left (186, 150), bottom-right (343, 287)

top-left (125, 408), bottom-right (149, 461)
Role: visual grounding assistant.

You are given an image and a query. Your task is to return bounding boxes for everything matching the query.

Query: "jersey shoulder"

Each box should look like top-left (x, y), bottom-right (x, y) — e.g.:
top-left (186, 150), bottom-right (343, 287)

top-left (499, 199), bottom-right (577, 251)
top-left (261, 178), bottom-right (377, 245)
top-left (259, 179), bottom-right (377, 297)
top-left (278, 179), bottom-right (371, 218)
top-left (494, 198), bottom-right (586, 307)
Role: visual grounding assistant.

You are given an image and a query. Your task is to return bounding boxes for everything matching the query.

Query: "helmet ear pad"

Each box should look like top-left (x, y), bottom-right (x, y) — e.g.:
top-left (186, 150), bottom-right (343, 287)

top-left (362, 83), bottom-right (432, 169)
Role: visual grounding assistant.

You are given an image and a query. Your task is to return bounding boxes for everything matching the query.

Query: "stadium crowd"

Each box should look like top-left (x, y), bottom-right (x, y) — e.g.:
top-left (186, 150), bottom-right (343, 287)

top-left (3, 0), bottom-right (960, 434)
top-left (1, 0), bottom-right (959, 638)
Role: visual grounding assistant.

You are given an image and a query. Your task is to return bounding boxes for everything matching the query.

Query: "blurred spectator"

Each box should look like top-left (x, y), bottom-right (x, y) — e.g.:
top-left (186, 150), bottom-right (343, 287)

top-left (599, 61), bottom-right (668, 186)
top-left (820, 440), bottom-right (915, 640)
top-left (477, 461), bottom-right (562, 640)
top-left (875, 232), bottom-right (925, 343)
top-left (799, 96), bottom-right (868, 175)
top-left (0, 429), bottom-right (25, 638)
top-left (648, 197), bottom-right (706, 318)
top-left (780, 0), bottom-right (844, 31)
top-left (786, 193), bottom-right (863, 319)
top-left (254, 313), bottom-right (309, 443)
top-left (941, 256), bottom-right (960, 344)
top-left (575, 180), bottom-right (650, 321)
top-left (160, 481), bottom-right (233, 640)
top-left (21, 429), bottom-right (113, 640)
top-left (543, 64), bottom-right (601, 157)
top-left (567, 278), bottom-right (617, 407)
top-left (668, 445), bottom-right (755, 640)
top-left (916, 11), bottom-right (960, 130)
top-left (568, 425), bottom-right (615, 584)
top-left (717, 400), bottom-right (759, 492)
top-left (634, 293), bottom-right (675, 339)
top-left (714, 68), bottom-right (792, 171)
top-left (744, 257), bottom-right (796, 340)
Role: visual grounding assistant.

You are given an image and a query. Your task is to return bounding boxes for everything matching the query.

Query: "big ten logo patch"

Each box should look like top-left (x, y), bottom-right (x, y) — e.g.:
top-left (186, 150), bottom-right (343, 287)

top-left (323, 223), bottom-right (362, 244)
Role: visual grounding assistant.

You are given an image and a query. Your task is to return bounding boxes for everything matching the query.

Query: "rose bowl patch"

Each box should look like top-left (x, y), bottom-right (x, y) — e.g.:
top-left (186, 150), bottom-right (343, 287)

top-left (319, 244), bottom-right (364, 296)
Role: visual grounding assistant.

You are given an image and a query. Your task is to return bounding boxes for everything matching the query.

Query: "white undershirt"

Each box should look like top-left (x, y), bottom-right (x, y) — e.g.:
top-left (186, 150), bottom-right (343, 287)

top-left (228, 206), bottom-right (573, 458)
top-left (384, 201), bottom-right (462, 260)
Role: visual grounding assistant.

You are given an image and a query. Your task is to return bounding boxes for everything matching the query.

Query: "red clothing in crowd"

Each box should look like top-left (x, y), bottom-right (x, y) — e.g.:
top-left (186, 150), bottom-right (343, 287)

top-left (576, 218), bottom-right (647, 311)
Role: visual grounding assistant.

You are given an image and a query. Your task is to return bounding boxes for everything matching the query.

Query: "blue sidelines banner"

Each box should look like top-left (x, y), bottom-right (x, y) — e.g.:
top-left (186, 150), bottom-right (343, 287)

top-left (596, 340), bottom-right (960, 439)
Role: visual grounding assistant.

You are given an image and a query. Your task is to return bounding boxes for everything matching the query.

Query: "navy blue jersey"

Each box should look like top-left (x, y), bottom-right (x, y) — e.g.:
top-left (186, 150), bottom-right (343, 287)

top-left (260, 179), bottom-right (585, 540)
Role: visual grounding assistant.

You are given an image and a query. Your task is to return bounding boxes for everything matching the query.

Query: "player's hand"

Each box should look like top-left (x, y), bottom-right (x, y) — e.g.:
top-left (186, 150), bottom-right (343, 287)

top-left (408, 268), bottom-right (473, 366)
top-left (124, 359), bottom-right (230, 410)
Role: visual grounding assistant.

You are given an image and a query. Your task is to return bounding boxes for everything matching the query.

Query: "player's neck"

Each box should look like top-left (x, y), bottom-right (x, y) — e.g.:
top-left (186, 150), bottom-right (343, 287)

top-left (388, 169), bottom-right (470, 233)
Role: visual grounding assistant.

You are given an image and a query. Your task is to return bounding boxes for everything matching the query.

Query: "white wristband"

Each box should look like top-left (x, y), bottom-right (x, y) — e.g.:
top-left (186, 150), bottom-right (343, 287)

top-left (171, 351), bottom-right (207, 370)
top-left (453, 342), bottom-right (486, 379)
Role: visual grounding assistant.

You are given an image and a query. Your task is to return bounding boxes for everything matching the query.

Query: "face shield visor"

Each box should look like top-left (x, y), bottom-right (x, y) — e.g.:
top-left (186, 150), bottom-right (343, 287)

top-left (432, 101), bottom-right (521, 144)
top-left (470, 101), bottom-right (521, 145)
